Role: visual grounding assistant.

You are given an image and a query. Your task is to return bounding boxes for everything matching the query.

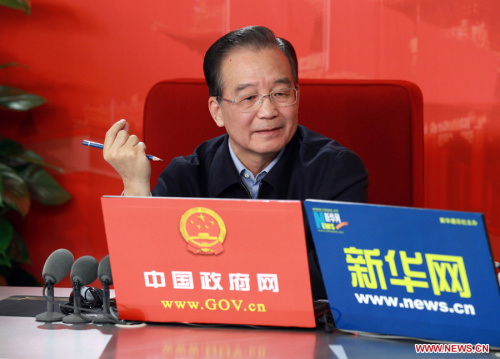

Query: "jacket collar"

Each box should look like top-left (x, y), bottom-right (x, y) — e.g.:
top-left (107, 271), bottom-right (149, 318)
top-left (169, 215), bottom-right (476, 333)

top-left (259, 132), bottom-right (299, 198)
top-left (207, 135), bottom-right (242, 197)
top-left (206, 130), bottom-right (301, 199)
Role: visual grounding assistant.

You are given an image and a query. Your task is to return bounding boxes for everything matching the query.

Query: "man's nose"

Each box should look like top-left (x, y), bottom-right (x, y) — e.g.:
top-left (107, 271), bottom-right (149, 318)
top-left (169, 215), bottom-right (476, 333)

top-left (257, 95), bottom-right (278, 116)
top-left (259, 94), bottom-right (272, 105)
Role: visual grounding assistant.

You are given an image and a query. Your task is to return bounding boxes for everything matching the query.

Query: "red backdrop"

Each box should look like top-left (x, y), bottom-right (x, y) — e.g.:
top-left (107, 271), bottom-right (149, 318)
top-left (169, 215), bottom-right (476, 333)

top-left (1, 0), bottom-right (499, 286)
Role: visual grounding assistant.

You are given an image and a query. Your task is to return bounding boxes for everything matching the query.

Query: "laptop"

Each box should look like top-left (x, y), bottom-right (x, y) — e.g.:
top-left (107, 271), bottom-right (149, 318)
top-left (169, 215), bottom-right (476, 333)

top-left (303, 199), bottom-right (500, 347)
top-left (101, 196), bottom-right (315, 327)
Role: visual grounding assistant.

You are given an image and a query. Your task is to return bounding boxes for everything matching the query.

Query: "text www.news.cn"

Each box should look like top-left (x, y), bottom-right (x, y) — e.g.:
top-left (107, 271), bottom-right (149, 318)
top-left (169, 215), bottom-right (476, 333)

top-left (354, 293), bottom-right (475, 315)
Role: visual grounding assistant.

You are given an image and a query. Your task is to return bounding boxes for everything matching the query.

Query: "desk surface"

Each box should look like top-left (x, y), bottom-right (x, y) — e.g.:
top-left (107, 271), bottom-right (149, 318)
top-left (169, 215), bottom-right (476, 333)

top-left (0, 287), bottom-right (497, 359)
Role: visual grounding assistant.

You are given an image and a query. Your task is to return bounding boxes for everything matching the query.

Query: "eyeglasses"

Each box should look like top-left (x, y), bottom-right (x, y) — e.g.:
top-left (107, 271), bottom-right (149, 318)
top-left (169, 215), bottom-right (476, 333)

top-left (218, 88), bottom-right (299, 113)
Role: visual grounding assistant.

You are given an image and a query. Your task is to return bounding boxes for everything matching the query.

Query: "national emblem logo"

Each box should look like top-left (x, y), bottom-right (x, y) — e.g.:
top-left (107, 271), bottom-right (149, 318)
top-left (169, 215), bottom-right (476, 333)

top-left (179, 207), bottom-right (226, 255)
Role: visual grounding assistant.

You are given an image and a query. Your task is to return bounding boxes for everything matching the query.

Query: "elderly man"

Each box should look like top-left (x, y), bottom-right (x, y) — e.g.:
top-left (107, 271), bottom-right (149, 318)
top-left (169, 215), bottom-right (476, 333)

top-left (104, 26), bottom-right (368, 298)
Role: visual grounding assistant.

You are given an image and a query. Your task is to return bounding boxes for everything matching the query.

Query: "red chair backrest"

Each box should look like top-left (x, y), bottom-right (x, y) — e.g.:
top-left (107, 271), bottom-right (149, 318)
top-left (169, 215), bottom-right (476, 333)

top-left (144, 79), bottom-right (423, 207)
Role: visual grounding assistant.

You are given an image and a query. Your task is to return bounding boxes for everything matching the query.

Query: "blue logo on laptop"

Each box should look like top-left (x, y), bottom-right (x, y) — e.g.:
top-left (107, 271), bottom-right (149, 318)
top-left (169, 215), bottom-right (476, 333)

top-left (312, 208), bottom-right (348, 233)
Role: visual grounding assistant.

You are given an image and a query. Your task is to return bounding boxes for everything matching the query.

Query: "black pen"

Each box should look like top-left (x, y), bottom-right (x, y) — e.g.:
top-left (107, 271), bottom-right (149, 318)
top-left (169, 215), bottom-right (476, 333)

top-left (82, 140), bottom-right (163, 161)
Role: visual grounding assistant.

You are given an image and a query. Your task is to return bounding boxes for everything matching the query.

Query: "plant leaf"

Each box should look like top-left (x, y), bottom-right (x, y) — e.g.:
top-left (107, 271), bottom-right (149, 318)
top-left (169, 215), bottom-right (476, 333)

top-left (0, 164), bottom-right (30, 216)
top-left (0, 218), bottom-right (14, 253)
top-left (0, 138), bottom-right (24, 156)
top-left (17, 150), bottom-right (64, 173)
top-left (0, 0), bottom-right (31, 15)
top-left (0, 171), bottom-right (3, 207)
top-left (0, 251), bottom-right (11, 267)
top-left (0, 138), bottom-right (25, 169)
top-left (0, 139), bottom-right (63, 172)
top-left (8, 231), bottom-right (30, 264)
top-left (0, 85), bottom-right (46, 111)
top-left (19, 164), bottom-right (71, 205)
top-left (0, 62), bottom-right (29, 70)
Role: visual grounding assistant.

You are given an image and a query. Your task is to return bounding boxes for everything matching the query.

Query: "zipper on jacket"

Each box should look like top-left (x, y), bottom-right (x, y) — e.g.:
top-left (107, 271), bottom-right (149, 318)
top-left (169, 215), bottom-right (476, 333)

top-left (256, 183), bottom-right (263, 199)
top-left (240, 183), bottom-right (252, 199)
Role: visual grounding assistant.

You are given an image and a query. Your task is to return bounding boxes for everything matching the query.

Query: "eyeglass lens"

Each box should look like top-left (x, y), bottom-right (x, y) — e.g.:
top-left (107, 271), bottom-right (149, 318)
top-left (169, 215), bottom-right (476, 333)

top-left (236, 88), bottom-right (297, 111)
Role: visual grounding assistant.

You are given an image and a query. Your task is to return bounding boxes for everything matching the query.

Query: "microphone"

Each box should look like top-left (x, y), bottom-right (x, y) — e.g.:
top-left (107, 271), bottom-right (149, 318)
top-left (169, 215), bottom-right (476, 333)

top-left (42, 248), bottom-right (75, 285)
top-left (92, 255), bottom-right (115, 324)
top-left (62, 255), bottom-right (98, 324)
top-left (36, 249), bottom-right (74, 322)
top-left (98, 255), bottom-right (113, 286)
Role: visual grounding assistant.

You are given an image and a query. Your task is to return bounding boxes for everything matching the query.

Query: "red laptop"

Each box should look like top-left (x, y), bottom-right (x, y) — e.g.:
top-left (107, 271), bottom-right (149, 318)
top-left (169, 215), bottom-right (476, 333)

top-left (101, 196), bottom-right (315, 327)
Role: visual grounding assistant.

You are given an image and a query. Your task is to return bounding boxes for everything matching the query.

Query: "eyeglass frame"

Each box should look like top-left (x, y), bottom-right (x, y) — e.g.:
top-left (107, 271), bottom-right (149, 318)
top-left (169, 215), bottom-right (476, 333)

top-left (216, 87), bottom-right (300, 112)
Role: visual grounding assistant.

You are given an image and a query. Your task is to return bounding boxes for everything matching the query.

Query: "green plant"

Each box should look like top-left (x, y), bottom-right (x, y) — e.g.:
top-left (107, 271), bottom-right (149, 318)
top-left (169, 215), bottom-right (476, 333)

top-left (0, 0), bottom-right (46, 111)
top-left (0, 0), bottom-right (71, 285)
top-left (0, 62), bottom-right (46, 111)
top-left (0, 139), bottom-right (71, 285)
top-left (0, 0), bottom-right (30, 15)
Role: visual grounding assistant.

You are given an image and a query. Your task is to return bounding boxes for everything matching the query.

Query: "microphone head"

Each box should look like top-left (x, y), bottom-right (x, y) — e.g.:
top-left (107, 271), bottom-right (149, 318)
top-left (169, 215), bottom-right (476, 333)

top-left (42, 249), bottom-right (74, 284)
top-left (98, 255), bottom-right (113, 285)
top-left (70, 256), bottom-right (99, 286)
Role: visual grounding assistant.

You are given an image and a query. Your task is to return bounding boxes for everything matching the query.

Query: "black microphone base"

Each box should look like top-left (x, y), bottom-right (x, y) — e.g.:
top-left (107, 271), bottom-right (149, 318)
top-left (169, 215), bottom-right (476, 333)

top-left (91, 314), bottom-right (115, 324)
top-left (62, 313), bottom-right (91, 324)
top-left (35, 311), bottom-right (65, 322)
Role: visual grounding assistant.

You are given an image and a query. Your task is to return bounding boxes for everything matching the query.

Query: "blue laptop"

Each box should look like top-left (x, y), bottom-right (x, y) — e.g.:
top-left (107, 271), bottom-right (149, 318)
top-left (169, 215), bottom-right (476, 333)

top-left (303, 200), bottom-right (500, 347)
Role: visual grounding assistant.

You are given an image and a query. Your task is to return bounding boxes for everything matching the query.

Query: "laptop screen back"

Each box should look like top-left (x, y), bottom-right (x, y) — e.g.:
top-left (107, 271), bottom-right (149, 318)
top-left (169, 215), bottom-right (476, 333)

top-left (304, 200), bottom-right (500, 346)
top-left (102, 196), bottom-right (315, 327)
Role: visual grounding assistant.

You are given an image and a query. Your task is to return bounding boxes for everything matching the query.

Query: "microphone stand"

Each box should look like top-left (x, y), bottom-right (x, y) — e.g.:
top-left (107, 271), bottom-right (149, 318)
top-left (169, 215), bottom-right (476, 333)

top-left (92, 280), bottom-right (115, 324)
top-left (36, 282), bottom-right (64, 322)
top-left (62, 280), bottom-right (91, 324)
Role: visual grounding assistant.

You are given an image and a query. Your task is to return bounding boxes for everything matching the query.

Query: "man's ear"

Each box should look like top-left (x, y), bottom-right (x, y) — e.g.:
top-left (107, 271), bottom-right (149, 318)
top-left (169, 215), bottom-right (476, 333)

top-left (208, 97), bottom-right (225, 128)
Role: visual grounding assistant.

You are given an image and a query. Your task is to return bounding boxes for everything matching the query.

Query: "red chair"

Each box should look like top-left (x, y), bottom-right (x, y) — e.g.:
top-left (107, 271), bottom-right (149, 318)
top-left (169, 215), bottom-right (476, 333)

top-left (144, 79), bottom-right (423, 207)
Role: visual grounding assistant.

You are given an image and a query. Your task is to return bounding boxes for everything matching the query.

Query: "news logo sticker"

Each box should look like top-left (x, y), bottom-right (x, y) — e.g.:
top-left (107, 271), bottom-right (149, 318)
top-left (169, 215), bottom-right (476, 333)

top-left (311, 207), bottom-right (349, 234)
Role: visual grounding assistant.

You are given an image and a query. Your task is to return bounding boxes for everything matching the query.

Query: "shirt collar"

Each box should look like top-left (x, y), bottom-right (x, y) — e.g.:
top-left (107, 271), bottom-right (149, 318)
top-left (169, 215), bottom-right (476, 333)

top-left (228, 139), bottom-right (284, 181)
top-left (206, 130), bottom-right (301, 198)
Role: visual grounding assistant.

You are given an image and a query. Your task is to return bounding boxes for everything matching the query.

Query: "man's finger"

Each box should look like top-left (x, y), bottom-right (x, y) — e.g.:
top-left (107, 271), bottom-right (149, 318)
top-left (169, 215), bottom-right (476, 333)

top-left (104, 119), bottom-right (128, 150)
top-left (127, 134), bottom-right (140, 147)
top-left (137, 141), bottom-right (147, 152)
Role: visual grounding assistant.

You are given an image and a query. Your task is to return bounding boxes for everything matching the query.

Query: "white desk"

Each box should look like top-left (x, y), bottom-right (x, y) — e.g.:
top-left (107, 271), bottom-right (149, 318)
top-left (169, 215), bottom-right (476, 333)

top-left (0, 287), bottom-right (497, 359)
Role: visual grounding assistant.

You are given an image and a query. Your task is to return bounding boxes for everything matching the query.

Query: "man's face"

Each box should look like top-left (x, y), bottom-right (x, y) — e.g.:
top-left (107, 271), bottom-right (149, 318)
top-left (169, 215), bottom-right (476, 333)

top-left (209, 47), bottom-right (299, 169)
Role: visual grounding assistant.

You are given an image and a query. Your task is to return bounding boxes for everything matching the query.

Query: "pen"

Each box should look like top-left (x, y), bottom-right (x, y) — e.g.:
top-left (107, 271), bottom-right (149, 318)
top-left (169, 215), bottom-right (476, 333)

top-left (82, 140), bottom-right (163, 161)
